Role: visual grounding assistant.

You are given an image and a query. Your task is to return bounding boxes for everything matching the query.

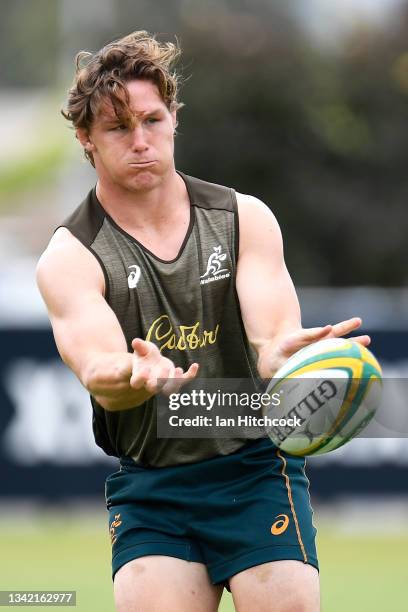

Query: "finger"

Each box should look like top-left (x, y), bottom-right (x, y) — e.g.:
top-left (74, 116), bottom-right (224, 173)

top-left (350, 335), bottom-right (371, 347)
top-left (182, 362), bottom-right (200, 380)
top-left (155, 364), bottom-right (172, 390)
top-left (171, 363), bottom-right (200, 394)
top-left (161, 367), bottom-right (183, 396)
top-left (331, 317), bottom-right (362, 338)
top-left (130, 366), bottom-right (150, 389)
top-left (131, 338), bottom-right (151, 357)
top-left (145, 378), bottom-right (160, 394)
top-left (281, 326), bottom-right (332, 355)
top-left (298, 325), bottom-right (333, 343)
top-left (145, 364), bottom-right (172, 394)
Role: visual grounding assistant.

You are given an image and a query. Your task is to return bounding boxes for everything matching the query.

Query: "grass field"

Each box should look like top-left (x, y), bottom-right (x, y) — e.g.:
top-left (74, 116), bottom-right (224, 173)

top-left (1, 507), bottom-right (407, 611)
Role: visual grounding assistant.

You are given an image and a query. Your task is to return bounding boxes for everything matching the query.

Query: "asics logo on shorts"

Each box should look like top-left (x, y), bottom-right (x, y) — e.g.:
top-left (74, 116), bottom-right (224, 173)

top-left (271, 514), bottom-right (289, 536)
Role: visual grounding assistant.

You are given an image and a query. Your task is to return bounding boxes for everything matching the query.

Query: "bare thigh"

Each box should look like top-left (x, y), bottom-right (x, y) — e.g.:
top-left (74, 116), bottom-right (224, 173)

top-left (113, 555), bottom-right (224, 612)
top-left (229, 560), bottom-right (320, 612)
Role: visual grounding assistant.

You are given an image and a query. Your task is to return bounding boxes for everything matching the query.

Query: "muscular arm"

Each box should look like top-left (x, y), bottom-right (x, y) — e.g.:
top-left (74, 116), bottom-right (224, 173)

top-left (36, 228), bottom-right (197, 410)
top-left (236, 194), bottom-right (302, 377)
top-left (236, 194), bottom-right (370, 378)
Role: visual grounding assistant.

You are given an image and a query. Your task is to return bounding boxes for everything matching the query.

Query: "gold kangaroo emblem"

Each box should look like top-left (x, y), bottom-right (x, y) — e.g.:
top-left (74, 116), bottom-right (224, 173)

top-left (110, 513), bottom-right (122, 545)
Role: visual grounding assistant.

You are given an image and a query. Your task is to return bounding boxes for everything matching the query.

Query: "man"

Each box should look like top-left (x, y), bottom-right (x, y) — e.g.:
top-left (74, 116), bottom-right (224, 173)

top-left (37, 31), bottom-right (370, 612)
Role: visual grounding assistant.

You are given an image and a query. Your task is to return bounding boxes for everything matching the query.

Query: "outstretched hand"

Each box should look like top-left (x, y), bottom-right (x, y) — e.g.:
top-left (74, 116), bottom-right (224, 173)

top-left (279, 317), bottom-right (370, 356)
top-left (260, 317), bottom-right (370, 378)
top-left (131, 338), bottom-right (199, 398)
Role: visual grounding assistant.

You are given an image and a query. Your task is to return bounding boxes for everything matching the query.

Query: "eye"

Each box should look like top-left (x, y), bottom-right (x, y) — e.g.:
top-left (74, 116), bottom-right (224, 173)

top-left (108, 124), bottom-right (127, 131)
top-left (146, 117), bottom-right (159, 124)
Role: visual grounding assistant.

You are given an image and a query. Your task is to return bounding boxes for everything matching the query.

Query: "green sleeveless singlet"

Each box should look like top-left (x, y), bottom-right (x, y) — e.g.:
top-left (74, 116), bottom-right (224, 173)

top-left (59, 172), bottom-right (261, 466)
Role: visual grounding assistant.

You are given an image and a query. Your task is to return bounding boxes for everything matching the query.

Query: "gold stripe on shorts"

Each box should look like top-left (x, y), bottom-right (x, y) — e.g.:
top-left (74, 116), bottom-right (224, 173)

top-left (276, 449), bottom-right (308, 563)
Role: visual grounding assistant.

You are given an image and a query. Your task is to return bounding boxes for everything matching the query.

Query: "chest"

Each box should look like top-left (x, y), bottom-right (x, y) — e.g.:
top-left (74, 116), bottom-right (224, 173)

top-left (120, 210), bottom-right (191, 262)
top-left (97, 206), bottom-right (236, 308)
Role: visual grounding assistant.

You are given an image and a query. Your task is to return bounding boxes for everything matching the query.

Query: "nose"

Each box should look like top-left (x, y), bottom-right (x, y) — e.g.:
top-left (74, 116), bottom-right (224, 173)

top-left (130, 124), bottom-right (148, 152)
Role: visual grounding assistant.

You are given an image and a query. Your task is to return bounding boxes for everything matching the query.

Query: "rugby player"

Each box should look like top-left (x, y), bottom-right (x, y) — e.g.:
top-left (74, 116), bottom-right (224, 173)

top-left (37, 31), bottom-right (370, 612)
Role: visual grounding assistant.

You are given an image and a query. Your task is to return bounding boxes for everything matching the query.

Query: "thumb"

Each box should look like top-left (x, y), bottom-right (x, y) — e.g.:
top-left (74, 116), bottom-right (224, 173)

top-left (131, 338), bottom-right (150, 357)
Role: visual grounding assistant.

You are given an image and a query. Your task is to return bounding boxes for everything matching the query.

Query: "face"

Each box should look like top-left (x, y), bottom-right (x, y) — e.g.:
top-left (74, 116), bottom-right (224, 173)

top-left (78, 79), bottom-right (177, 193)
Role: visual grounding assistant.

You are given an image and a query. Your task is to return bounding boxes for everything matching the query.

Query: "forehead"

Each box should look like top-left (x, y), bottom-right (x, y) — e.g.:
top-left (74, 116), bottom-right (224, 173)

top-left (97, 79), bottom-right (167, 122)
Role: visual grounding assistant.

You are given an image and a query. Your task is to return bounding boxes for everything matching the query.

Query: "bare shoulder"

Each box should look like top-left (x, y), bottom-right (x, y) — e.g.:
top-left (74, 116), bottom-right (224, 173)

top-left (40, 226), bottom-right (89, 255)
top-left (236, 191), bottom-right (272, 214)
top-left (235, 192), bottom-right (282, 252)
top-left (36, 227), bottom-right (105, 303)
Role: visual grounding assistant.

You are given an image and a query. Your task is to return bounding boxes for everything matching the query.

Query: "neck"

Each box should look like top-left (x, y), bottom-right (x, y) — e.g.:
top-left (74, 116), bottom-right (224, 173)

top-left (95, 168), bottom-right (188, 229)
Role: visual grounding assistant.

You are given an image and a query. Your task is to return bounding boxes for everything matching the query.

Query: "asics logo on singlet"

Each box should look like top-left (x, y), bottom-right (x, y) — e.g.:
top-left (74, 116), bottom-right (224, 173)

top-left (200, 245), bottom-right (230, 285)
top-left (128, 265), bottom-right (141, 289)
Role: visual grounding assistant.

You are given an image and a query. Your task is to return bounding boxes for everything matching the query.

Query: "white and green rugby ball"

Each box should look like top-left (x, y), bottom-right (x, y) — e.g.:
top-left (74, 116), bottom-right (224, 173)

top-left (263, 338), bottom-right (382, 456)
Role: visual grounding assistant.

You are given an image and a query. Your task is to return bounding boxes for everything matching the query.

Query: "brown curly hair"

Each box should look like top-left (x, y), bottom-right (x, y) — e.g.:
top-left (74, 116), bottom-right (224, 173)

top-left (62, 31), bottom-right (184, 164)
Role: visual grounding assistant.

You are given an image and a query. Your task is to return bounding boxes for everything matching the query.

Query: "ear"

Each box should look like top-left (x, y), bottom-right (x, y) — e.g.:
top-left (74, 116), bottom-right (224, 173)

top-left (170, 108), bottom-right (178, 131)
top-left (76, 128), bottom-right (95, 152)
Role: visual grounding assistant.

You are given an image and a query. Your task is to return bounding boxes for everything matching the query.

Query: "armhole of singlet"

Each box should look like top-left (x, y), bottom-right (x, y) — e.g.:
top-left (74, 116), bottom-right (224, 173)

top-left (228, 188), bottom-right (260, 384)
top-left (54, 223), bottom-right (111, 304)
top-left (89, 245), bottom-right (111, 303)
top-left (229, 187), bottom-right (240, 267)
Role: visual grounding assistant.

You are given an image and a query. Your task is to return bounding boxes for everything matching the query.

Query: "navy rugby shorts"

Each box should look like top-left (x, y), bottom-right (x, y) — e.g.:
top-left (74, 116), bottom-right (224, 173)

top-left (105, 437), bottom-right (318, 586)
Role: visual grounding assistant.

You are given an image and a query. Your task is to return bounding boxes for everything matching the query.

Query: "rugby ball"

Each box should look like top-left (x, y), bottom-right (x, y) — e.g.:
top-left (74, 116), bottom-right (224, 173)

top-left (263, 338), bottom-right (382, 456)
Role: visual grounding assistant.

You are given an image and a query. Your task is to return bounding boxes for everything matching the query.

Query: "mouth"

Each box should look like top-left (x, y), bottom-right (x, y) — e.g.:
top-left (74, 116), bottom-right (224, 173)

top-left (128, 160), bottom-right (157, 168)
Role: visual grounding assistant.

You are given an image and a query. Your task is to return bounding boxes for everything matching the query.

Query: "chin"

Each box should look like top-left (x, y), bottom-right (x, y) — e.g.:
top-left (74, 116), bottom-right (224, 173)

top-left (130, 163), bottom-right (173, 189)
top-left (127, 170), bottom-right (163, 192)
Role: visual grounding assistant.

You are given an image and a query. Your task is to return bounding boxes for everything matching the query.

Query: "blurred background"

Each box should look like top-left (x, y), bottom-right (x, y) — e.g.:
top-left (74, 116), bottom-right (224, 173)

top-left (1, 0), bottom-right (407, 610)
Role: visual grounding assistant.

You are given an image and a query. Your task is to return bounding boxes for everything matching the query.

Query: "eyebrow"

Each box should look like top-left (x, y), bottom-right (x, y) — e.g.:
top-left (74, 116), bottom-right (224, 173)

top-left (133, 107), bottom-right (165, 117)
top-left (101, 108), bottom-right (164, 123)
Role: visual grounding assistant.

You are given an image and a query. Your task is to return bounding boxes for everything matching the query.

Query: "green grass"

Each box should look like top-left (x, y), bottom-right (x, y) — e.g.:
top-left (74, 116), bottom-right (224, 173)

top-left (0, 510), bottom-right (406, 611)
top-left (318, 527), bottom-right (408, 611)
